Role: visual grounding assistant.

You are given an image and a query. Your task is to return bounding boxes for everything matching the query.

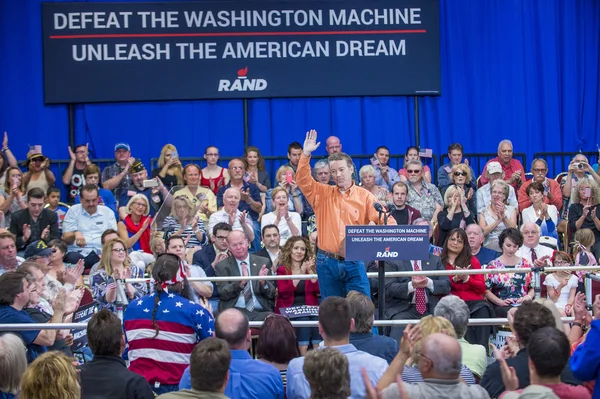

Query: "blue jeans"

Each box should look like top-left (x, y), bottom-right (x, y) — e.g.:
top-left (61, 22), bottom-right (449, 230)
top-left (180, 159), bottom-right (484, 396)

top-left (316, 252), bottom-right (370, 298)
top-left (251, 221), bottom-right (262, 253)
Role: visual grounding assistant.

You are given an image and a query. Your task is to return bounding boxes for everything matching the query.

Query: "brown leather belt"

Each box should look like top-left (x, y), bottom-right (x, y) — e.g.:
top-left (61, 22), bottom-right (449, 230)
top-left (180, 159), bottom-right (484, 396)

top-left (317, 248), bottom-right (345, 261)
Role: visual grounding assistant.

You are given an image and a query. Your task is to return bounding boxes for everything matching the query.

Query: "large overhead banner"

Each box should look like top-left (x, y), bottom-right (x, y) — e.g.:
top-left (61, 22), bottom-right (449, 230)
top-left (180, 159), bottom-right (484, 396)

top-left (41, 1), bottom-right (440, 104)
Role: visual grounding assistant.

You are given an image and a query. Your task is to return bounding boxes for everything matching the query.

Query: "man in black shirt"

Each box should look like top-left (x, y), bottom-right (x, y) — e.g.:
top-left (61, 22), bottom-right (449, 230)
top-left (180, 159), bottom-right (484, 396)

top-left (389, 182), bottom-right (421, 225)
top-left (62, 144), bottom-right (90, 203)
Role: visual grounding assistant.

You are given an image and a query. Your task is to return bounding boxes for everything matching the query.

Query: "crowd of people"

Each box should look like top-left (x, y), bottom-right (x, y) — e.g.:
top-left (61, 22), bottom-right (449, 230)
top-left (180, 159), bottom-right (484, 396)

top-left (0, 130), bottom-right (600, 398)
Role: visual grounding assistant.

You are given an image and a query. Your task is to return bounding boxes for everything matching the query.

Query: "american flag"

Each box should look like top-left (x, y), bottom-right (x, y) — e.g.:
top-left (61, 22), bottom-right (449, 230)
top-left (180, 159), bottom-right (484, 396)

top-left (124, 291), bottom-right (214, 385)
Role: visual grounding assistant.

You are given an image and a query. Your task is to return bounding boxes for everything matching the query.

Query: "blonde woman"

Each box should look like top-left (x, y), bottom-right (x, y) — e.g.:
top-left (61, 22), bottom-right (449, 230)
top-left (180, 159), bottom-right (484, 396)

top-left (0, 166), bottom-right (27, 227)
top-left (436, 186), bottom-right (475, 246)
top-left (359, 165), bottom-right (390, 203)
top-left (261, 186), bottom-right (301, 246)
top-left (161, 195), bottom-right (208, 248)
top-left (20, 351), bottom-right (80, 399)
top-left (449, 163), bottom-right (476, 215)
top-left (152, 144), bottom-right (183, 190)
top-left (568, 179), bottom-right (600, 258)
top-left (266, 166), bottom-right (305, 215)
top-left (91, 238), bottom-right (146, 313)
top-left (0, 333), bottom-right (27, 398)
top-left (118, 194), bottom-right (153, 254)
top-left (478, 179), bottom-right (517, 251)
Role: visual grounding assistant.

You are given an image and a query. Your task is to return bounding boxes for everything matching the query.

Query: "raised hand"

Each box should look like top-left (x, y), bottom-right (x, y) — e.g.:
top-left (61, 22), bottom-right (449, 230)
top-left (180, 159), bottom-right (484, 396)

top-left (258, 264), bottom-right (269, 285)
top-left (64, 288), bottom-right (84, 315)
top-left (62, 260), bottom-right (85, 285)
top-left (52, 288), bottom-right (68, 314)
top-left (22, 224), bottom-right (31, 242)
top-left (303, 129), bottom-right (320, 155)
top-left (493, 345), bottom-right (519, 390)
top-left (41, 225), bottom-right (50, 240)
top-left (2, 132), bottom-right (8, 149)
top-left (68, 146), bottom-right (76, 161)
top-left (238, 210), bottom-right (248, 226)
top-left (141, 217), bottom-right (151, 231)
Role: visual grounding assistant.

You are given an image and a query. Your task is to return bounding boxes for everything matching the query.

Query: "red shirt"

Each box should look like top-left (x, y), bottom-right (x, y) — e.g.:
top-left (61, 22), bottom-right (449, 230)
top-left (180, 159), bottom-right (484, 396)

top-left (445, 256), bottom-right (486, 301)
top-left (480, 157), bottom-right (525, 191)
top-left (274, 265), bottom-right (320, 313)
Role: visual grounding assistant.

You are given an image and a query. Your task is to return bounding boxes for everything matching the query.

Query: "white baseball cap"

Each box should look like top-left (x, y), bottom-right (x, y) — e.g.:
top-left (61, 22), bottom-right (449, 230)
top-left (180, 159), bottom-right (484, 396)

top-left (487, 161), bottom-right (503, 175)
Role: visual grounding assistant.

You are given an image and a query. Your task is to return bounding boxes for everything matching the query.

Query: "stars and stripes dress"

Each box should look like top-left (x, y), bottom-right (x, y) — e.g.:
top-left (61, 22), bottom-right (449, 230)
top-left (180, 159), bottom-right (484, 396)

top-left (123, 291), bottom-right (214, 386)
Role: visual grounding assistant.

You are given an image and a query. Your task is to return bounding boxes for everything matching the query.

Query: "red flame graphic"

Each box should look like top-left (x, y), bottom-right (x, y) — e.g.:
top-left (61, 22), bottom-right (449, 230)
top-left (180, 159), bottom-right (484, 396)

top-left (237, 66), bottom-right (248, 77)
top-left (385, 247), bottom-right (390, 252)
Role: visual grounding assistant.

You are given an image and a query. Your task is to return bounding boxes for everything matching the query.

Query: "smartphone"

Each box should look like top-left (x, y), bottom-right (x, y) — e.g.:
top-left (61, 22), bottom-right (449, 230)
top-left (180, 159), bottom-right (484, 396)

top-left (11, 176), bottom-right (19, 186)
top-left (285, 171), bottom-right (293, 184)
top-left (142, 179), bottom-right (159, 188)
top-left (371, 157), bottom-right (381, 168)
top-left (171, 150), bottom-right (178, 159)
top-left (243, 172), bottom-right (251, 183)
top-left (585, 188), bottom-right (592, 197)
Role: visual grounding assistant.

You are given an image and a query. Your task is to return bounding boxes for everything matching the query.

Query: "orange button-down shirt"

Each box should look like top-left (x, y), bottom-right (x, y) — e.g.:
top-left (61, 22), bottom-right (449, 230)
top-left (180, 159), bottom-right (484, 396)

top-left (296, 153), bottom-right (396, 254)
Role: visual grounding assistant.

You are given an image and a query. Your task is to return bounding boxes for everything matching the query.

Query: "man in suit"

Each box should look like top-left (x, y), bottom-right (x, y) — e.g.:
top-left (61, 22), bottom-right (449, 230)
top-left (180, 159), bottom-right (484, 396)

top-left (9, 187), bottom-right (59, 251)
top-left (384, 253), bottom-right (451, 343)
top-left (254, 224), bottom-right (281, 265)
top-left (215, 230), bottom-right (276, 321)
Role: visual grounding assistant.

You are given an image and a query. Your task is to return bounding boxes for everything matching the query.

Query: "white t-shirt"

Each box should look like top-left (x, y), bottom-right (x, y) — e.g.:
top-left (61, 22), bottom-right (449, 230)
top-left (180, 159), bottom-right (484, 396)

top-left (544, 273), bottom-right (579, 309)
top-left (261, 212), bottom-right (302, 246)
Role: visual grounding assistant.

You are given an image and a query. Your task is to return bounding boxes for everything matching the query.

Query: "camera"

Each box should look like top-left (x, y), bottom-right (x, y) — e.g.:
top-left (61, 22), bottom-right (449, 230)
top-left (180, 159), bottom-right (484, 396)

top-left (142, 179), bottom-right (159, 188)
top-left (578, 163), bottom-right (584, 169)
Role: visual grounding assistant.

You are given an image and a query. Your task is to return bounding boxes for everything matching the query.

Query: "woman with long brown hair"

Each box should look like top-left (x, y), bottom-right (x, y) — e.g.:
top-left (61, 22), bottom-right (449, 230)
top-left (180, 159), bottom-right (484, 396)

top-left (243, 146), bottom-right (270, 193)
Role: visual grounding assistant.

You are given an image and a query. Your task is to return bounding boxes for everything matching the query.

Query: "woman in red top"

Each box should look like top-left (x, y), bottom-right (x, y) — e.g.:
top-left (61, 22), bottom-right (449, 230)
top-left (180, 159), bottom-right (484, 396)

top-left (441, 227), bottom-right (495, 349)
top-left (200, 145), bottom-right (229, 194)
top-left (275, 236), bottom-right (321, 355)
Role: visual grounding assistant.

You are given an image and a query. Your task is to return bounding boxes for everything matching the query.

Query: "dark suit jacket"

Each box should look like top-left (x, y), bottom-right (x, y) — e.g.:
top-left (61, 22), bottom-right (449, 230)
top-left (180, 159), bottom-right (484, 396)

top-left (192, 244), bottom-right (217, 272)
top-left (254, 248), bottom-right (278, 264)
top-left (215, 254), bottom-right (276, 313)
top-left (384, 254), bottom-right (451, 319)
top-left (9, 208), bottom-right (59, 250)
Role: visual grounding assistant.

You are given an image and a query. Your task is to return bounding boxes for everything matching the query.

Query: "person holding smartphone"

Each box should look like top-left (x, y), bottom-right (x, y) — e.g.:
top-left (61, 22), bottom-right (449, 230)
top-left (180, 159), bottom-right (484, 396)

top-left (152, 144), bottom-right (184, 190)
top-left (568, 180), bottom-right (600, 258)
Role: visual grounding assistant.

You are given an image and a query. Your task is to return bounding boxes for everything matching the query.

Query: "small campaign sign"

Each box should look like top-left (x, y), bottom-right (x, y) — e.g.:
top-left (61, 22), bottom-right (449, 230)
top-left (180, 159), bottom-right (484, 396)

top-left (280, 305), bottom-right (319, 319)
top-left (345, 225), bottom-right (430, 261)
top-left (70, 302), bottom-right (98, 351)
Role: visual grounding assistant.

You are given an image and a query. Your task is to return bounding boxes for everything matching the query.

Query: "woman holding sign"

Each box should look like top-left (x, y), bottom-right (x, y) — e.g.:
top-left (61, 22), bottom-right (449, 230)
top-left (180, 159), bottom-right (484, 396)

top-left (275, 236), bottom-right (321, 355)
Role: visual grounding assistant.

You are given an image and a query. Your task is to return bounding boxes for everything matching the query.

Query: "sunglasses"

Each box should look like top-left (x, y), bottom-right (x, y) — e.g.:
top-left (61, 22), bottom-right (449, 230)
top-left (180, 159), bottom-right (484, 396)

top-left (453, 172), bottom-right (466, 177)
top-left (406, 169), bottom-right (421, 174)
top-left (30, 158), bottom-right (43, 163)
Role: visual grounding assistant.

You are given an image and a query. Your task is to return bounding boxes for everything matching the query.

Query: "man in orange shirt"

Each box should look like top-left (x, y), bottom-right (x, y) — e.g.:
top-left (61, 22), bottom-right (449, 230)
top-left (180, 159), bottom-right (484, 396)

top-left (296, 130), bottom-right (396, 298)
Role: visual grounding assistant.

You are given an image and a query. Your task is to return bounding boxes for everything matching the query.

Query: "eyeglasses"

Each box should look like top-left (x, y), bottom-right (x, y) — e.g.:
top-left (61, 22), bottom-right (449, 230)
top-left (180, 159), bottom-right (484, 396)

top-left (206, 153), bottom-right (219, 157)
top-left (453, 172), bottom-right (466, 177)
top-left (112, 248), bottom-right (126, 253)
top-left (215, 235), bottom-right (229, 241)
top-left (132, 202), bottom-right (147, 208)
top-left (532, 168), bottom-right (547, 173)
top-left (230, 166), bottom-right (244, 171)
top-left (30, 159), bottom-right (43, 163)
top-left (406, 169), bottom-right (421, 174)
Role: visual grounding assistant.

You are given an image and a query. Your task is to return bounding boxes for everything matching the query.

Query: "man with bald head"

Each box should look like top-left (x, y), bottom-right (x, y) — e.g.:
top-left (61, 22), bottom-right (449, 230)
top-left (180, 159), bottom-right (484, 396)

top-left (325, 135), bottom-right (359, 184)
top-left (208, 187), bottom-right (255, 242)
top-left (179, 308), bottom-right (284, 398)
top-left (214, 230), bottom-right (275, 320)
top-left (479, 140), bottom-right (525, 191)
top-left (517, 223), bottom-right (554, 266)
top-left (466, 223), bottom-right (500, 267)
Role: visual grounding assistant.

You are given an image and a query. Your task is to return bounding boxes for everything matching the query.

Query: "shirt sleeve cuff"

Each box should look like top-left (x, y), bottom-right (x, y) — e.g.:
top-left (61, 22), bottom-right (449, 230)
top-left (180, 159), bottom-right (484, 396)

top-left (426, 278), bottom-right (434, 291)
top-left (407, 282), bottom-right (415, 294)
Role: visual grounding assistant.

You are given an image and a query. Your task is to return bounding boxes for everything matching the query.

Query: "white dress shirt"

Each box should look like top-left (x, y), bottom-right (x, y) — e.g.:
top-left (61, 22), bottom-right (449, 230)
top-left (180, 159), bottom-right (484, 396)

top-left (406, 260), bottom-right (435, 303)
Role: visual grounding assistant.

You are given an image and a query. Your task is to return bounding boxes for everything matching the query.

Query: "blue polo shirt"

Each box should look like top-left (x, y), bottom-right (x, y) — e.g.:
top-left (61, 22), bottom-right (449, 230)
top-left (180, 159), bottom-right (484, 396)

top-left (0, 305), bottom-right (46, 363)
top-left (117, 185), bottom-right (161, 217)
top-left (216, 183), bottom-right (262, 221)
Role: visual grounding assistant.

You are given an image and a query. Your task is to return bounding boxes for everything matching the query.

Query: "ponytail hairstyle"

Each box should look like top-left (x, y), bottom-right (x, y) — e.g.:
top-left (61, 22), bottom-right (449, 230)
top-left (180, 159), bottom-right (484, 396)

top-left (149, 253), bottom-right (191, 338)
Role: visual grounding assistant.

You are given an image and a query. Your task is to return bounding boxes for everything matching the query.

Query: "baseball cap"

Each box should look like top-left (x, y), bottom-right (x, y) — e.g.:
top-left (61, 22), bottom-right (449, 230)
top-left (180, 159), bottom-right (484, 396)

top-left (487, 161), bottom-right (503, 175)
top-left (24, 240), bottom-right (56, 259)
top-left (130, 158), bottom-right (146, 174)
top-left (114, 143), bottom-right (131, 152)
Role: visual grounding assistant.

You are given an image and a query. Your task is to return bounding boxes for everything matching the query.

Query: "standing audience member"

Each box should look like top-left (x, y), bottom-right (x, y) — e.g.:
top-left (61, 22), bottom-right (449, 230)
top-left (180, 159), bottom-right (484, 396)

top-left (285, 142), bottom-right (303, 172)
top-left (479, 140), bottom-right (525, 191)
top-left (0, 333), bottom-right (27, 399)
top-left (389, 182), bottom-right (421, 225)
top-left (160, 338), bottom-right (232, 399)
top-left (255, 224), bottom-right (282, 265)
top-left (209, 187), bottom-right (255, 242)
top-left (0, 166), bottom-right (28, 228)
top-left (152, 144), bottom-right (184, 190)
top-left (261, 186), bottom-right (301, 246)
top-left (287, 297), bottom-right (388, 399)
top-left (347, 290), bottom-right (399, 365)
top-left (371, 146), bottom-right (400, 190)
top-left (518, 159), bottom-right (563, 212)
top-left (436, 185), bottom-right (475, 246)
top-left (9, 187), bottom-right (59, 251)
top-left (124, 253), bottom-right (214, 395)
top-left (324, 135), bottom-right (359, 183)
top-left (62, 144), bottom-right (90, 203)
top-left (0, 232), bottom-right (24, 274)
top-left (179, 309), bottom-right (284, 399)
top-left (102, 142), bottom-right (135, 194)
top-left (275, 236), bottom-right (321, 354)
top-left (478, 179), bottom-right (518, 252)
top-left (19, 351), bottom-right (80, 399)
top-left (466, 224), bottom-right (500, 267)
top-left (476, 162), bottom-right (518, 214)
top-left (76, 164), bottom-right (118, 219)
top-left (405, 160), bottom-right (444, 222)
top-left (243, 146), bottom-right (270, 193)
top-left (176, 164), bottom-right (217, 225)
top-left (118, 194), bottom-right (153, 253)
top-left (22, 148), bottom-right (55, 194)
top-left (79, 309), bottom-right (154, 399)
top-left (303, 348), bottom-right (351, 399)
top-left (201, 146), bottom-right (230, 195)
top-left (399, 146), bottom-right (432, 183)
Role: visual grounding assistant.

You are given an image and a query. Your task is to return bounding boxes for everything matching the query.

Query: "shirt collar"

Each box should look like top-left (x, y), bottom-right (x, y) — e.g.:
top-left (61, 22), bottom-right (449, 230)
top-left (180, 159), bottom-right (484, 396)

top-left (324, 343), bottom-right (357, 354)
top-left (81, 204), bottom-right (106, 217)
top-left (231, 349), bottom-right (252, 359)
top-left (236, 255), bottom-right (250, 267)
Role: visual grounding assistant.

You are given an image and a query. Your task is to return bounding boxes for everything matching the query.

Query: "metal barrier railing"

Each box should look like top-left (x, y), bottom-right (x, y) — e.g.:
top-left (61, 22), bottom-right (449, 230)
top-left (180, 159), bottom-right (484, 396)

top-left (439, 152), bottom-right (528, 183)
top-left (533, 151), bottom-right (598, 179)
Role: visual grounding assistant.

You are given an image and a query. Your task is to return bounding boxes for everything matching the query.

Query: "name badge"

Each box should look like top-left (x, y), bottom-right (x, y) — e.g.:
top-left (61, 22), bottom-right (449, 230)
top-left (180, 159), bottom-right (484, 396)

top-left (95, 221), bottom-right (104, 225)
top-left (127, 190), bottom-right (136, 197)
top-left (444, 166), bottom-right (452, 173)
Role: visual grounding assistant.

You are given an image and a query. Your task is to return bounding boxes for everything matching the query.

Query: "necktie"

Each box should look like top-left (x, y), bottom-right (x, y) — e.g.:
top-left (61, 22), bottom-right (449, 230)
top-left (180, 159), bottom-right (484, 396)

top-left (241, 262), bottom-right (254, 312)
top-left (531, 248), bottom-right (537, 263)
top-left (413, 261), bottom-right (427, 314)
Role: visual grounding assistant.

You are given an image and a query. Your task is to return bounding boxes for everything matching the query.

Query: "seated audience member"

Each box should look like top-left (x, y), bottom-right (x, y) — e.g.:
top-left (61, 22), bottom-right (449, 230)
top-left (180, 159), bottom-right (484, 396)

top-left (466, 223), bottom-right (500, 267)
top-left (124, 253), bottom-right (214, 395)
top-left (0, 166), bottom-right (27, 228)
top-left (80, 309), bottom-right (154, 398)
top-left (312, 160), bottom-right (332, 185)
top-left (347, 290), bottom-right (399, 365)
top-left (572, 228), bottom-right (598, 268)
top-left (161, 196), bottom-right (209, 249)
top-left (446, 163), bottom-right (477, 214)
top-left (360, 165), bottom-right (392, 204)
top-left (176, 164), bottom-right (217, 225)
top-left (499, 326), bottom-right (590, 399)
top-left (192, 222), bottom-right (232, 310)
top-left (434, 295), bottom-right (488, 379)
top-left (371, 146), bottom-right (400, 190)
top-left (0, 232), bottom-right (24, 275)
top-left (570, 294), bottom-right (600, 398)
top-left (261, 186), bottom-right (301, 246)
top-left (45, 186), bottom-right (69, 234)
top-left (255, 224), bottom-right (282, 265)
top-left (285, 141), bottom-right (303, 173)
top-left (22, 148), bottom-right (55, 194)
top-left (437, 143), bottom-right (476, 192)
top-left (561, 154), bottom-right (600, 217)
top-left (102, 142), bottom-right (134, 194)
top-left (215, 230), bottom-right (275, 320)
top-left (0, 333), bottom-right (28, 398)
top-left (117, 159), bottom-right (169, 220)
top-left (86, 229), bottom-right (120, 276)
top-left (325, 135), bottom-right (359, 183)
top-left (0, 271), bottom-right (66, 362)
top-left (209, 187), bottom-right (255, 242)
top-left (389, 182), bottom-right (421, 225)
top-left (383, 245), bottom-right (450, 343)
top-left (266, 166), bottom-right (306, 215)
top-left (256, 314), bottom-right (301, 390)
top-left (476, 161), bottom-right (518, 214)
top-left (404, 160), bottom-right (444, 221)
top-left (45, 239), bottom-right (84, 298)
top-left (275, 236), bottom-right (320, 354)
top-left (481, 302), bottom-right (581, 398)
top-left (568, 180), bottom-right (600, 258)
top-left (544, 252), bottom-right (578, 317)
top-left (369, 329), bottom-right (488, 399)
top-left (166, 235), bottom-right (213, 302)
top-left (179, 309), bottom-right (284, 399)
top-left (200, 146), bottom-right (230, 194)
top-left (152, 144), bottom-right (184, 190)
top-left (485, 228), bottom-right (534, 318)
top-left (62, 184), bottom-right (118, 270)
top-left (479, 140), bottom-right (525, 191)
top-left (9, 188), bottom-right (59, 251)
top-left (62, 144), bottom-right (90, 203)
top-left (24, 240), bottom-right (57, 277)
top-left (304, 348), bottom-right (351, 399)
top-left (517, 223), bottom-right (555, 265)
top-left (19, 351), bottom-right (80, 399)
top-left (441, 229), bottom-right (495, 349)
top-left (399, 146), bottom-right (432, 184)
top-left (118, 194), bottom-right (153, 253)
top-left (478, 179), bottom-right (518, 251)
top-left (162, 338), bottom-right (232, 399)
top-left (75, 164), bottom-right (118, 219)
top-left (522, 182), bottom-right (559, 239)
top-left (436, 185), bottom-right (475, 246)
top-left (243, 146), bottom-right (271, 193)
top-left (91, 238), bottom-right (146, 312)
top-left (287, 297), bottom-right (388, 399)
top-left (518, 159), bottom-right (563, 212)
